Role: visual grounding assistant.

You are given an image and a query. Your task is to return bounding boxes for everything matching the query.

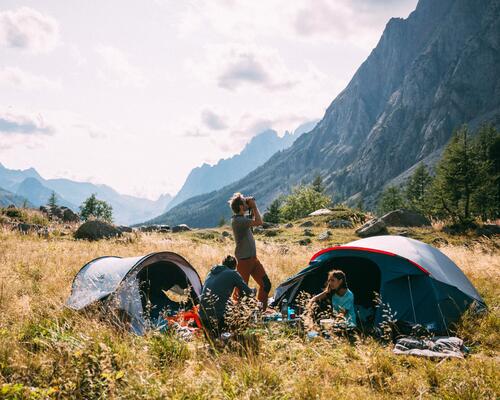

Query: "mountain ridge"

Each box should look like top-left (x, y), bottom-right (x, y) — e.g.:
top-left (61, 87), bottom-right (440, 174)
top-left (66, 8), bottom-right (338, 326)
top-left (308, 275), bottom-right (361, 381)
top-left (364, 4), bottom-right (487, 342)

top-left (165, 121), bottom-right (317, 211)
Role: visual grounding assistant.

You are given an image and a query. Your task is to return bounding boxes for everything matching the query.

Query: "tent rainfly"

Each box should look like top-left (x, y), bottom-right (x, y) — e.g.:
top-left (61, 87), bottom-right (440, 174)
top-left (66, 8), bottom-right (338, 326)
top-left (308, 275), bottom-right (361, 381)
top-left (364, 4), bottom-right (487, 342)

top-left (66, 252), bottom-right (202, 334)
top-left (272, 236), bottom-right (485, 334)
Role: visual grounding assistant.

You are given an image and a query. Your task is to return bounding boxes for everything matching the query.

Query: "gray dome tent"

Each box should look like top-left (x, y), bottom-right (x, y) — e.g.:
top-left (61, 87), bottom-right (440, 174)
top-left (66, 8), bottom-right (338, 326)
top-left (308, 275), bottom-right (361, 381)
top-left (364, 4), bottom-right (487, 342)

top-left (67, 252), bottom-right (202, 334)
top-left (273, 236), bottom-right (485, 334)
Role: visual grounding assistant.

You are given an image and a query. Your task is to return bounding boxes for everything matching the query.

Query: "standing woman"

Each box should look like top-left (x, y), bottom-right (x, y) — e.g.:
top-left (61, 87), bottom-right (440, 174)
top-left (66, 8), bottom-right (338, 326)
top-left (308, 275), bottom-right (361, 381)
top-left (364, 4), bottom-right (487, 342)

top-left (310, 270), bottom-right (357, 328)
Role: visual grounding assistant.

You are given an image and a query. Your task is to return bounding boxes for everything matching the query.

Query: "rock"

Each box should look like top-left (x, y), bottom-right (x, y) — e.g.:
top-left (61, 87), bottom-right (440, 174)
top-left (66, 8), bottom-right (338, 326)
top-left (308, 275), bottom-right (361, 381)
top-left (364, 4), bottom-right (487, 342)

top-left (476, 224), bottom-right (500, 237)
top-left (17, 223), bottom-right (34, 234)
top-left (61, 207), bottom-right (80, 223)
top-left (158, 225), bottom-right (170, 233)
top-left (140, 225), bottom-right (159, 233)
top-left (355, 219), bottom-right (388, 238)
top-left (117, 225), bottom-right (133, 233)
top-left (74, 220), bottom-right (122, 241)
top-left (264, 229), bottom-right (280, 237)
top-left (299, 221), bottom-right (314, 228)
top-left (285, 223), bottom-right (294, 228)
top-left (253, 227), bottom-right (264, 234)
top-left (298, 238), bottom-right (312, 246)
top-left (171, 224), bottom-right (191, 233)
top-left (318, 230), bottom-right (332, 241)
top-left (303, 229), bottom-right (314, 237)
top-left (221, 230), bottom-right (231, 237)
top-left (380, 209), bottom-right (431, 227)
top-left (262, 222), bottom-right (279, 229)
top-left (328, 219), bottom-right (354, 229)
top-left (309, 208), bottom-right (333, 216)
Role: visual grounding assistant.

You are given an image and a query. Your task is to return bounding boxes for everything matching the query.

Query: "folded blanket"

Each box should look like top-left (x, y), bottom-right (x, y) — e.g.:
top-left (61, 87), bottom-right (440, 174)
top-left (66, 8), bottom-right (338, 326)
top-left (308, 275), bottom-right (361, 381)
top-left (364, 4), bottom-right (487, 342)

top-left (393, 336), bottom-right (466, 359)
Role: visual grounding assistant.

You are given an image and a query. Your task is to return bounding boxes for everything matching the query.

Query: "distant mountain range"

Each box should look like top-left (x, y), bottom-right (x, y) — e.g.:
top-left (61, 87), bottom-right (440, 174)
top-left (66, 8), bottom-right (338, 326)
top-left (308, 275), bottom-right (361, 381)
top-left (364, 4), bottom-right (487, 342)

top-left (147, 0), bottom-right (500, 228)
top-left (165, 122), bottom-right (317, 211)
top-left (0, 163), bottom-right (172, 225)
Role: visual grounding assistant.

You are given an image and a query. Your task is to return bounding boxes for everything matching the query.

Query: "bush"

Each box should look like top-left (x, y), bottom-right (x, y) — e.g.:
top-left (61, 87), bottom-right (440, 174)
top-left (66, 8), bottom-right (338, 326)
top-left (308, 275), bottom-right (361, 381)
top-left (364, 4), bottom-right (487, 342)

top-left (279, 186), bottom-right (331, 221)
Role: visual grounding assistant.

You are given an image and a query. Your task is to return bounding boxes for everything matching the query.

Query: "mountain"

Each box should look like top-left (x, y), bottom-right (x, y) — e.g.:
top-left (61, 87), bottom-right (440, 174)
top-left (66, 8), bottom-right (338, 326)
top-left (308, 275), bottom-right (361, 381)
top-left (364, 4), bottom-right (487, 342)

top-left (148, 0), bottom-right (500, 228)
top-left (0, 163), bottom-right (172, 225)
top-left (0, 187), bottom-right (32, 208)
top-left (165, 122), bottom-right (317, 211)
top-left (16, 178), bottom-right (76, 209)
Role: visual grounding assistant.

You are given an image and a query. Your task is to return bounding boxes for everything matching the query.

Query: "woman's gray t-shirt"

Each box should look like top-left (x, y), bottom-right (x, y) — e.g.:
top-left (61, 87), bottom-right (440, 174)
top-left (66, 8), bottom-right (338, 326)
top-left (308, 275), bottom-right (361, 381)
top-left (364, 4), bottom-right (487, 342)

top-left (231, 215), bottom-right (256, 259)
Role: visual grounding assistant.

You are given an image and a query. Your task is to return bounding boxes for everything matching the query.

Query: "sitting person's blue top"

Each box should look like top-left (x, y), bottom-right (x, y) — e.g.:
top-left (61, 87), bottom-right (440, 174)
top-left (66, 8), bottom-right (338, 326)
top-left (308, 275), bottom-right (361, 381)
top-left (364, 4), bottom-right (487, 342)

top-left (331, 289), bottom-right (357, 327)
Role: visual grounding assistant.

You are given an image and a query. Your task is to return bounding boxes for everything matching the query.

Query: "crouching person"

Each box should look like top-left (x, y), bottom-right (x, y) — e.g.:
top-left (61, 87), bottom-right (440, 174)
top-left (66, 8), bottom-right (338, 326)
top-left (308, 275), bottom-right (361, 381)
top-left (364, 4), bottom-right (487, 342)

top-left (199, 255), bottom-right (253, 339)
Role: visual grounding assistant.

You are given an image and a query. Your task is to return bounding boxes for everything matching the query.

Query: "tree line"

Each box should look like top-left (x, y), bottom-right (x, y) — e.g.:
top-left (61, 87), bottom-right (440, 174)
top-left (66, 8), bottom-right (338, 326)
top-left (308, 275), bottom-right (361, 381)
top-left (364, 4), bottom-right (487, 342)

top-left (378, 124), bottom-right (499, 224)
top-left (263, 124), bottom-right (499, 225)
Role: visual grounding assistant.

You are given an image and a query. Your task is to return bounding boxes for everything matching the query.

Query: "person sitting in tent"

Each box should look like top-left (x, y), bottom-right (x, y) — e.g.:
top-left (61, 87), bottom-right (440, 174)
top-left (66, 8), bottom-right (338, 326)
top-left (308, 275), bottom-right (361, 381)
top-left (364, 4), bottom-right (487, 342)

top-left (199, 255), bottom-right (254, 338)
top-left (310, 270), bottom-right (357, 328)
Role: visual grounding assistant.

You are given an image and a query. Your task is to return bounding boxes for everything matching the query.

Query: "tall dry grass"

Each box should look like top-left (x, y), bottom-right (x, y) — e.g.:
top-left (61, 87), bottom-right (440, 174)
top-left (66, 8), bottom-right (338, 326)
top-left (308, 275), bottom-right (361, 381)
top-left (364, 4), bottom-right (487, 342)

top-left (0, 228), bottom-right (499, 399)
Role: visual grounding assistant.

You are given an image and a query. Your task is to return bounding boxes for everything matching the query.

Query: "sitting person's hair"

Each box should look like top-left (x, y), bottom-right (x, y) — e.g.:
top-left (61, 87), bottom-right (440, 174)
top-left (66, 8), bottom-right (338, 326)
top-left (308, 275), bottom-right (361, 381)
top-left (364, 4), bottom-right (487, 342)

top-left (326, 269), bottom-right (348, 293)
top-left (222, 255), bottom-right (237, 269)
top-left (229, 192), bottom-right (245, 214)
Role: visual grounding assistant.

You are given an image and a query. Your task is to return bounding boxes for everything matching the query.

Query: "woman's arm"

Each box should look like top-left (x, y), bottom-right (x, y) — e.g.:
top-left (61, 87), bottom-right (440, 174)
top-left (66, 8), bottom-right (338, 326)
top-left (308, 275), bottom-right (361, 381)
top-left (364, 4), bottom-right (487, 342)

top-left (310, 290), bottom-right (329, 303)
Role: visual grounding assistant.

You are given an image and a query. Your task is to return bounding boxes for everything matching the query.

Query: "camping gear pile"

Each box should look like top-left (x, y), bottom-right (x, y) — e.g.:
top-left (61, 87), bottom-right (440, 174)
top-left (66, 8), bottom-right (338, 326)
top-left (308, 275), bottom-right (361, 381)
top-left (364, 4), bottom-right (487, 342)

top-left (66, 236), bottom-right (486, 357)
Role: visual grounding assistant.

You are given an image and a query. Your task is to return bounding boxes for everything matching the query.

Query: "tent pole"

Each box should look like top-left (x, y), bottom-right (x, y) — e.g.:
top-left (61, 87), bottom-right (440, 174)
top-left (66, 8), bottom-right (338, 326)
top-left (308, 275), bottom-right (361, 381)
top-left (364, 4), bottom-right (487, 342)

top-left (407, 275), bottom-right (417, 323)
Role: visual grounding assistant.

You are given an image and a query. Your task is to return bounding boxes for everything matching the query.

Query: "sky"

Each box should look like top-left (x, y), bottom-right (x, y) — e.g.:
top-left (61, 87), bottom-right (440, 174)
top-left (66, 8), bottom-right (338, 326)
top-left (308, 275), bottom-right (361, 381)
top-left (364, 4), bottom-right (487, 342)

top-left (0, 0), bottom-right (418, 200)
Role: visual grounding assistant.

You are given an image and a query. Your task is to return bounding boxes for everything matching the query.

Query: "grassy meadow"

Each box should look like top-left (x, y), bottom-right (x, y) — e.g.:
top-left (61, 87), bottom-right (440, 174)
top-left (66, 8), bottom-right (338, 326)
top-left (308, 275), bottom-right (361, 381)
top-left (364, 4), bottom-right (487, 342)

top-left (0, 221), bottom-right (499, 399)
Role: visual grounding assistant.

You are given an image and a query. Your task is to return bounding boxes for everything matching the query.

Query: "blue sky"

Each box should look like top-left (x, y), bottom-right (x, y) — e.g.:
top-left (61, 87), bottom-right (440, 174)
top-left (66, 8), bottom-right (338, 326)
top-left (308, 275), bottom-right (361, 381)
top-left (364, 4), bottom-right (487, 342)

top-left (0, 0), bottom-right (417, 199)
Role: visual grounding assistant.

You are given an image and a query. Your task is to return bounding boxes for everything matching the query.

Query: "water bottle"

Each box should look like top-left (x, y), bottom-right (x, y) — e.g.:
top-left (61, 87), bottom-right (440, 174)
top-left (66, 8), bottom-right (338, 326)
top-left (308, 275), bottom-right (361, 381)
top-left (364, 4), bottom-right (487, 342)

top-left (281, 299), bottom-right (288, 320)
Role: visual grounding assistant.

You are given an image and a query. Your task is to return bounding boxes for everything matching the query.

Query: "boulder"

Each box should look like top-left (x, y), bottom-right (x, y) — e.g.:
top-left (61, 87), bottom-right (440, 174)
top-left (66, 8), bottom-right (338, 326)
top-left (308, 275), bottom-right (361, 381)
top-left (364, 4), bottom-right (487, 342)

top-left (355, 219), bottom-right (388, 238)
top-left (74, 220), bottom-right (122, 241)
top-left (61, 207), bottom-right (80, 223)
top-left (309, 209), bottom-right (333, 216)
top-left (262, 222), bottom-right (279, 229)
top-left (299, 221), bottom-right (314, 228)
top-left (328, 219), bottom-right (354, 229)
top-left (318, 230), bottom-right (332, 241)
top-left (264, 229), bottom-right (280, 237)
top-left (117, 225), bottom-right (133, 233)
top-left (172, 224), bottom-right (191, 233)
top-left (158, 225), bottom-right (170, 233)
top-left (285, 222), bottom-right (294, 228)
top-left (303, 229), bottom-right (314, 237)
top-left (253, 227), bottom-right (264, 234)
top-left (140, 225), bottom-right (159, 233)
top-left (380, 209), bottom-right (431, 227)
top-left (17, 223), bottom-right (34, 234)
top-left (476, 224), bottom-right (500, 237)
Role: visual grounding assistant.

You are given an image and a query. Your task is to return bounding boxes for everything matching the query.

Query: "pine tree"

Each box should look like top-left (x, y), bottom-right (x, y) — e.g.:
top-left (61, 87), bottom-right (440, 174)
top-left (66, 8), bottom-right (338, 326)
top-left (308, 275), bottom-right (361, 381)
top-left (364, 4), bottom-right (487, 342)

top-left (48, 191), bottom-right (58, 211)
top-left (311, 174), bottom-right (325, 193)
top-left (377, 186), bottom-right (405, 215)
top-left (432, 126), bottom-right (480, 223)
top-left (405, 164), bottom-right (433, 215)
top-left (471, 124), bottom-right (500, 220)
top-left (263, 198), bottom-right (282, 223)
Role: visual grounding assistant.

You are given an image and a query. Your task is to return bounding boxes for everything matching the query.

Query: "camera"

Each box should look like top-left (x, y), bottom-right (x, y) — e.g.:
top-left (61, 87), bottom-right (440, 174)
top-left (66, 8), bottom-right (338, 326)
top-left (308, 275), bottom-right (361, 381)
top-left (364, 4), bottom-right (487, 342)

top-left (244, 196), bottom-right (255, 206)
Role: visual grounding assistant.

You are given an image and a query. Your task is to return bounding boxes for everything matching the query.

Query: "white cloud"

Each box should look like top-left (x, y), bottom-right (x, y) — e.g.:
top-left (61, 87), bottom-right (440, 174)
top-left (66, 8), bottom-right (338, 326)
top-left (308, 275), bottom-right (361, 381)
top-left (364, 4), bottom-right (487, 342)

top-left (189, 44), bottom-right (299, 92)
top-left (201, 109), bottom-right (228, 130)
top-left (0, 7), bottom-right (59, 53)
top-left (0, 66), bottom-right (61, 90)
top-left (0, 110), bottom-right (54, 136)
top-left (95, 45), bottom-right (147, 88)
